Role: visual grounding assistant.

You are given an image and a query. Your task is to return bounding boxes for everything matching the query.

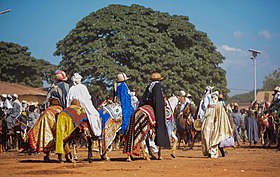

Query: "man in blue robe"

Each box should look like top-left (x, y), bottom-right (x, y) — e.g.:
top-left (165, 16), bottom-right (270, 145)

top-left (116, 73), bottom-right (134, 135)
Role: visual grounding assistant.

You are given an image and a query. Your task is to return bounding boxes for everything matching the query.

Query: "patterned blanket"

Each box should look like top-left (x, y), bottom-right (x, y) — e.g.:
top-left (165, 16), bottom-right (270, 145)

top-left (123, 105), bottom-right (155, 156)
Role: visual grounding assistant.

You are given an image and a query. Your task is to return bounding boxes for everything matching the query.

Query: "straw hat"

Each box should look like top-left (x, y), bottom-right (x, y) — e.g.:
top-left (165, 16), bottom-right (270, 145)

top-left (55, 70), bottom-right (68, 81)
top-left (117, 73), bottom-right (129, 82)
top-left (150, 72), bottom-right (164, 81)
top-left (193, 119), bottom-right (202, 131)
top-left (187, 93), bottom-right (192, 98)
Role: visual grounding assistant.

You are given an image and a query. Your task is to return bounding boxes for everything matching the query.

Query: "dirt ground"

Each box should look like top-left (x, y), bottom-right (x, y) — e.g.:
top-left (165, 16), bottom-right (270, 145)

top-left (0, 143), bottom-right (279, 177)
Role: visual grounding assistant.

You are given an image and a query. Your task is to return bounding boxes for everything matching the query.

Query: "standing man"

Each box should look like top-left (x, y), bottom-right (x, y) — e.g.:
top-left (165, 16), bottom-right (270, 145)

top-left (142, 72), bottom-right (170, 151)
top-left (6, 94), bottom-right (22, 149)
top-left (231, 103), bottom-right (241, 146)
top-left (46, 70), bottom-right (69, 109)
top-left (115, 72), bottom-right (134, 135)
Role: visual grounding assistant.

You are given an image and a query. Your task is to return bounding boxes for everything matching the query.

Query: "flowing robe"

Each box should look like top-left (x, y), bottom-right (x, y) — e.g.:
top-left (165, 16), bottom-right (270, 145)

top-left (201, 101), bottom-right (233, 157)
top-left (142, 81), bottom-right (170, 149)
top-left (67, 83), bottom-right (101, 136)
top-left (116, 82), bottom-right (134, 134)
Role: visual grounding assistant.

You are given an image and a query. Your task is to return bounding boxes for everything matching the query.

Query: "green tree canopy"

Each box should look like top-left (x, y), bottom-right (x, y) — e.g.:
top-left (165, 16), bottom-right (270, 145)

top-left (262, 68), bottom-right (280, 90)
top-left (0, 41), bottom-right (56, 87)
top-left (54, 4), bottom-right (228, 103)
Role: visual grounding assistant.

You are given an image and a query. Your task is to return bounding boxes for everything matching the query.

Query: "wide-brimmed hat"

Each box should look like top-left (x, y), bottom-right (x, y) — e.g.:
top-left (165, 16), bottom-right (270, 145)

top-left (150, 72), bottom-right (164, 81)
top-left (193, 119), bottom-right (202, 131)
top-left (117, 72), bottom-right (129, 82)
top-left (187, 93), bottom-right (192, 98)
top-left (55, 70), bottom-right (68, 81)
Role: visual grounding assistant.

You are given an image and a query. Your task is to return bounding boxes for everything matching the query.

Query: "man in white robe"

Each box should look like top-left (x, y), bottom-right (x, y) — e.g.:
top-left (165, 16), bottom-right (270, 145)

top-left (66, 73), bottom-right (101, 137)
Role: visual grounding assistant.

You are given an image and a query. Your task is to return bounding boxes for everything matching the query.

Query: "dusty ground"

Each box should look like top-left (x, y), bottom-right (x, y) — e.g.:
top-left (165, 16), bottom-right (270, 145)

top-left (0, 143), bottom-right (279, 177)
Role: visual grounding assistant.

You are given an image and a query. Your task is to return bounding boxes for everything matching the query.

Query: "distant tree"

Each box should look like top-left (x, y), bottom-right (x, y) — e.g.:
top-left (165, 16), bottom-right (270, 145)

top-left (0, 41), bottom-right (56, 87)
top-left (54, 4), bottom-right (228, 102)
top-left (229, 91), bottom-right (254, 104)
top-left (262, 68), bottom-right (280, 90)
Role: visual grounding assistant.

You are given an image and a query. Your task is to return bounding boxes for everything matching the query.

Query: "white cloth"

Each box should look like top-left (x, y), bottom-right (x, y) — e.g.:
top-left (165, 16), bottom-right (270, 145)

top-left (67, 83), bottom-right (101, 136)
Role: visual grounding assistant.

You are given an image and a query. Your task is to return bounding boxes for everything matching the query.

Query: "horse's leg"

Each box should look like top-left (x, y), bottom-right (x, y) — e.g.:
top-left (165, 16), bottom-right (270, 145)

top-left (171, 131), bottom-right (178, 158)
top-left (127, 154), bottom-right (132, 162)
top-left (141, 143), bottom-right (150, 161)
top-left (145, 134), bottom-right (157, 160)
top-left (43, 151), bottom-right (51, 162)
top-left (87, 137), bottom-right (93, 163)
top-left (158, 147), bottom-right (162, 160)
top-left (73, 142), bottom-right (78, 161)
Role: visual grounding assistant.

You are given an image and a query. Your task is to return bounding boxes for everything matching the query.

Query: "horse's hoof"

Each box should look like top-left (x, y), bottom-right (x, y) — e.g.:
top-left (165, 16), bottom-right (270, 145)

top-left (88, 158), bottom-right (94, 163)
top-left (157, 156), bottom-right (162, 160)
top-left (43, 156), bottom-right (50, 162)
top-left (171, 153), bottom-right (175, 158)
top-left (126, 158), bottom-right (132, 162)
top-left (144, 156), bottom-right (151, 161)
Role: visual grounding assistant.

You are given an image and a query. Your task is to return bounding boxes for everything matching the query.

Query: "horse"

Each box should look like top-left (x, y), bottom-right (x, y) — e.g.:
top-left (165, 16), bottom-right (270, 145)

top-left (174, 102), bottom-right (198, 150)
top-left (60, 102), bottom-right (123, 163)
top-left (123, 95), bottom-right (179, 161)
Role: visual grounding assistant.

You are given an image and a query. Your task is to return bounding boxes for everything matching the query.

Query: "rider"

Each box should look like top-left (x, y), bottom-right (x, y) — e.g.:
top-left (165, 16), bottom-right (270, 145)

top-left (142, 72), bottom-right (170, 150)
top-left (198, 86), bottom-right (214, 122)
top-left (46, 70), bottom-right (69, 109)
top-left (115, 72), bottom-right (134, 135)
top-left (66, 73), bottom-right (101, 137)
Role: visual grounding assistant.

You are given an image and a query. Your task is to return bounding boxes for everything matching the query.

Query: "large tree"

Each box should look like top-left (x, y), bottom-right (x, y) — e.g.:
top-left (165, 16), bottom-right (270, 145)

top-left (0, 41), bottom-right (56, 87)
top-left (54, 4), bottom-right (228, 103)
top-left (262, 68), bottom-right (280, 91)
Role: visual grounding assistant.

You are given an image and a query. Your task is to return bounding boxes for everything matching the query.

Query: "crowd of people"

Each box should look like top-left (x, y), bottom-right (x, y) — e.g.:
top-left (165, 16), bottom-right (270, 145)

top-left (0, 69), bottom-right (279, 162)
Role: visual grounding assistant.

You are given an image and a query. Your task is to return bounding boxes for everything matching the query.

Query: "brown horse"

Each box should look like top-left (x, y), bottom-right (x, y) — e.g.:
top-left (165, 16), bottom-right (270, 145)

top-left (174, 103), bottom-right (199, 150)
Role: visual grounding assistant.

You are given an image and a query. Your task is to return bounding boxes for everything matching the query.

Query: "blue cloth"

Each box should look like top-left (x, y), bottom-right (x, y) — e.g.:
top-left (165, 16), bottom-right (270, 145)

top-left (98, 108), bottom-right (110, 138)
top-left (117, 82), bottom-right (134, 134)
top-left (245, 115), bottom-right (259, 143)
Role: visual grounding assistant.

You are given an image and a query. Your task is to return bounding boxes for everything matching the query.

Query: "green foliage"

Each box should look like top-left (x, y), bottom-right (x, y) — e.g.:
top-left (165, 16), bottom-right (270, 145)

top-left (0, 41), bottom-right (56, 87)
top-left (54, 4), bottom-right (228, 103)
top-left (229, 91), bottom-right (254, 104)
top-left (262, 68), bottom-right (280, 90)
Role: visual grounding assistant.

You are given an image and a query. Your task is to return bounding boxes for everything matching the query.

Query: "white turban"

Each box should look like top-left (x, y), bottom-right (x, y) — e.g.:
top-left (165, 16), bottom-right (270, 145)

top-left (71, 73), bottom-right (83, 85)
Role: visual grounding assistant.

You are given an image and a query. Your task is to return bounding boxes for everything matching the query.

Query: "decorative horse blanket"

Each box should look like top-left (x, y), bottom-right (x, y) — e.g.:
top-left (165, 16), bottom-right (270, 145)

top-left (99, 103), bottom-right (122, 155)
top-left (123, 105), bottom-right (155, 156)
top-left (28, 105), bottom-right (62, 152)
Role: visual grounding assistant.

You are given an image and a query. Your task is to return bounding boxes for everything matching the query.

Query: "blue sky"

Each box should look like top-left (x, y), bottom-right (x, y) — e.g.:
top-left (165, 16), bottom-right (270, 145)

top-left (1, 0), bottom-right (279, 96)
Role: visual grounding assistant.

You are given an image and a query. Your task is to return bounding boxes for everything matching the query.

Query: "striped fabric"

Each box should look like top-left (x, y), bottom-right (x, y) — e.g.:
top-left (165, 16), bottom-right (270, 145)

top-left (219, 136), bottom-right (235, 148)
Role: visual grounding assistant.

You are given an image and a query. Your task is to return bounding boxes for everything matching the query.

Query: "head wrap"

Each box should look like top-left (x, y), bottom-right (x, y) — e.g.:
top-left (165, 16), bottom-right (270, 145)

top-left (71, 73), bottom-right (83, 85)
top-left (179, 90), bottom-right (186, 97)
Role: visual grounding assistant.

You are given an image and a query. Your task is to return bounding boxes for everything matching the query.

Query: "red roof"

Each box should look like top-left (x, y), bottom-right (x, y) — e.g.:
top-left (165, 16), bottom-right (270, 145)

top-left (0, 81), bottom-right (47, 96)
